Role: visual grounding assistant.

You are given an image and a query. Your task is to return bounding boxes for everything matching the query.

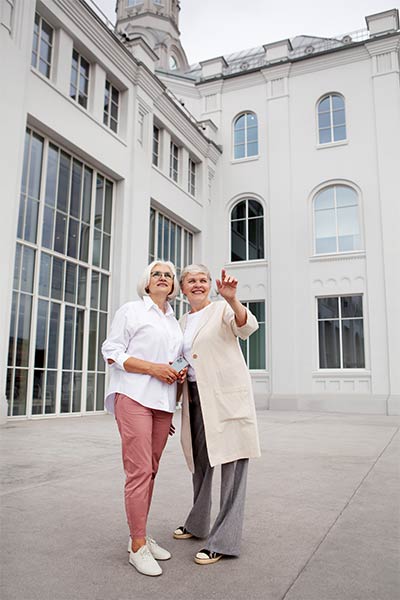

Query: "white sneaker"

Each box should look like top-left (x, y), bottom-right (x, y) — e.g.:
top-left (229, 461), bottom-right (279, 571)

top-left (129, 544), bottom-right (162, 576)
top-left (127, 536), bottom-right (172, 560)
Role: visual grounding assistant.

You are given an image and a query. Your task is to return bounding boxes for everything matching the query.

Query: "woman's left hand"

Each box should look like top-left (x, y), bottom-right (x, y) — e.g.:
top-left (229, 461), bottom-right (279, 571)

top-left (177, 367), bottom-right (188, 384)
top-left (216, 269), bottom-right (238, 301)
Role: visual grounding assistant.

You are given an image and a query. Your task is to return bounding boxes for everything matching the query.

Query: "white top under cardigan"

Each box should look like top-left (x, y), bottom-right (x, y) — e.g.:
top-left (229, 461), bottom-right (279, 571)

top-left (182, 303), bottom-right (213, 382)
top-left (101, 296), bottom-right (183, 414)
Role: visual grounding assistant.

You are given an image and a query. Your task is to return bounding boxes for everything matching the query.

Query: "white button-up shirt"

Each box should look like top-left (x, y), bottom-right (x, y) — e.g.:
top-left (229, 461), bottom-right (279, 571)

top-left (102, 296), bottom-right (183, 414)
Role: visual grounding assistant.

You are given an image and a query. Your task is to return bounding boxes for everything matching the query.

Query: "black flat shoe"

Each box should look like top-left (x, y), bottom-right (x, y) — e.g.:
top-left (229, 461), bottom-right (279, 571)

top-left (173, 526), bottom-right (194, 539)
top-left (194, 549), bottom-right (223, 565)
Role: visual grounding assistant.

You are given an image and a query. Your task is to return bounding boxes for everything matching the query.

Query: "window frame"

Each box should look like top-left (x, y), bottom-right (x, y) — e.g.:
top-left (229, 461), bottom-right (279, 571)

top-left (313, 184), bottom-right (362, 256)
top-left (188, 157), bottom-right (196, 196)
top-left (70, 49), bottom-right (90, 110)
top-left (230, 198), bottom-right (265, 263)
top-left (233, 111), bottom-right (259, 160)
top-left (316, 295), bottom-right (366, 370)
top-left (317, 93), bottom-right (347, 146)
top-left (103, 80), bottom-right (120, 134)
top-left (169, 141), bottom-right (179, 183)
top-left (239, 301), bottom-right (266, 370)
top-left (31, 12), bottom-right (54, 79)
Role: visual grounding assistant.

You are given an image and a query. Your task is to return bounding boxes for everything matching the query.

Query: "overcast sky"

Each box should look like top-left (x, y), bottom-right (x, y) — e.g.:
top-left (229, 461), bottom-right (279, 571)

top-left (94, 0), bottom-right (398, 64)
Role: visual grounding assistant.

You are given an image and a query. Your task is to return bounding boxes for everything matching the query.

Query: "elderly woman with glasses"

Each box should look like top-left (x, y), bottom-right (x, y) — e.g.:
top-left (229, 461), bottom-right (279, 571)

top-left (173, 264), bottom-right (261, 565)
top-left (102, 261), bottom-right (185, 577)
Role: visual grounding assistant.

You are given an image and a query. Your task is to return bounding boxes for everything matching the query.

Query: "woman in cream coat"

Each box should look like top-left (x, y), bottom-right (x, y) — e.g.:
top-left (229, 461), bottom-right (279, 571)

top-left (173, 264), bottom-right (261, 565)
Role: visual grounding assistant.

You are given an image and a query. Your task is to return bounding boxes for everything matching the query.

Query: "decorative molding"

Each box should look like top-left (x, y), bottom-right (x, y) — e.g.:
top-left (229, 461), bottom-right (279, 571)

top-left (312, 275), bottom-right (365, 290)
top-left (309, 251), bottom-right (366, 263)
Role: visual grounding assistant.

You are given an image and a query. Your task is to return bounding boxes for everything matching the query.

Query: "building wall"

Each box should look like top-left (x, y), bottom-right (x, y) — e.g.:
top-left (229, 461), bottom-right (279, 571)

top-left (1, 1), bottom-right (399, 419)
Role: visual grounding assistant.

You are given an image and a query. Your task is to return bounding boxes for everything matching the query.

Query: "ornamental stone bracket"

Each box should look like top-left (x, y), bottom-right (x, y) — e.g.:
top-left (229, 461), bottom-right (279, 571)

top-left (261, 64), bottom-right (291, 99)
top-left (365, 37), bottom-right (400, 76)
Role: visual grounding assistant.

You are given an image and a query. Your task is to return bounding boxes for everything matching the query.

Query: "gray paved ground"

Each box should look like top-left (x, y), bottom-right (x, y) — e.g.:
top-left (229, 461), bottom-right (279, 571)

top-left (1, 409), bottom-right (399, 600)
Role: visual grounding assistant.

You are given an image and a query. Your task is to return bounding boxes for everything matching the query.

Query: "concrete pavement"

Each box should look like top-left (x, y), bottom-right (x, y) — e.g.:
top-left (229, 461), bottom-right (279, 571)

top-left (1, 410), bottom-right (399, 600)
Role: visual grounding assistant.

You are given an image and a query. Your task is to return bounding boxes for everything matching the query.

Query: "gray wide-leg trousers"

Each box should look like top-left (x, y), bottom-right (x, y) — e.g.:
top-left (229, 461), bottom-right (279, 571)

top-left (184, 382), bottom-right (249, 557)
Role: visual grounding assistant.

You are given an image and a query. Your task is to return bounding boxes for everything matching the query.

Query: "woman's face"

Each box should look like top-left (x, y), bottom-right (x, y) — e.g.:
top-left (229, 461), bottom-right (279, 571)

top-left (147, 263), bottom-right (174, 297)
top-left (181, 272), bottom-right (211, 306)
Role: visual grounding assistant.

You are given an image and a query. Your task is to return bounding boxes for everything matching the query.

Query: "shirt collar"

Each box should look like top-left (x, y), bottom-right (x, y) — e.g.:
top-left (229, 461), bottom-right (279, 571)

top-left (143, 295), bottom-right (174, 316)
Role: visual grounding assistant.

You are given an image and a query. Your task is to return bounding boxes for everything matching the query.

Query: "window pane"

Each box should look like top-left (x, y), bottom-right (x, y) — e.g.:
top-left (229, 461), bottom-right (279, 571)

top-left (319, 128), bottom-right (331, 144)
top-left (336, 186), bottom-right (357, 208)
top-left (333, 126), bottom-right (346, 141)
top-left (247, 142), bottom-right (258, 156)
top-left (231, 220), bottom-right (246, 261)
top-left (315, 188), bottom-right (334, 210)
top-left (91, 271), bottom-right (99, 309)
top-left (72, 373), bottom-right (82, 412)
top-left (35, 299), bottom-right (48, 368)
top-left (32, 369), bottom-right (44, 414)
top-left (318, 97), bottom-right (330, 112)
top-left (332, 95), bottom-right (344, 109)
top-left (248, 200), bottom-right (263, 218)
top-left (315, 209), bottom-right (336, 254)
top-left (63, 306), bottom-right (74, 369)
top-left (88, 311), bottom-right (97, 371)
top-left (102, 233), bottom-right (110, 270)
top-left (16, 294), bottom-right (32, 367)
top-left (249, 301), bottom-right (265, 322)
top-left (86, 373), bottom-right (95, 411)
top-left (318, 112), bottom-right (331, 129)
top-left (67, 217), bottom-right (79, 258)
top-left (45, 371), bottom-right (57, 414)
top-left (234, 129), bottom-right (245, 144)
top-left (318, 320), bottom-right (340, 368)
top-left (100, 274), bottom-right (109, 311)
top-left (82, 167), bottom-right (92, 223)
top-left (318, 297), bottom-right (339, 319)
top-left (65, 262), bottom-right (77, 304)
top-left (332, 109), bottom-right (345, 127)
top-left (54, 211), bottom-right (67, 254)
top-left (42, 206), bottom-right (54, 248)
top-left (248, 218), bottom-right (264, 259)
top-left (39, 253), bottom-right (51, 297)
top-left (24, 199), bottom-right (39, 243)
top-left (342, 319), bottom-right (365, 368)
top-left (234, 145), bottom-right (245, 160)
top-left (70, 160), bottom-right (82, 218)
top-left (12, 369), bottom-right (28, 416)
top-left (235, 114), bottom-right (245, 129)
top-left (78, 267), bottom-right (87, 306)
top-left (96, 373), bottom-right (105, 410)
top-left (48, 302), bottom-right (60, 369)
top-left (341, 296), bottom-right (363, 318)
top-left (104, 181), bottom-right (112, 234)
top-left (51, 257), bottom-right (64, 300)
top-left (231, 201), bottom-right (246, 220)
top-left (337, 205), bottom-right (360, 251)
top-left (249, 324), bottom-right (266, 369)
top-left (45, 145), bottom-right (58, 207)
top-left (57, 152), bottom-right (70, 213)
top-left (74, 310), bottom-right (85, 370)
top-left (61, 372), bottom-right (71, 413)
top-left (80, 223), bottom-right (90, 262)
top-left (98, 313), bottom-right (107, 373)
top-left (28, 134), bottom-right (43, 201)
top-left (92, 229), bottom-right (101, 266)
top-left (21, 246), bottom-right (35, 293)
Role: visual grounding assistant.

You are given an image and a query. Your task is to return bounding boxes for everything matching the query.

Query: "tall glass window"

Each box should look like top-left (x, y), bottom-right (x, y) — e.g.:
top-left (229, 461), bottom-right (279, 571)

top-left (231, 199), bottom-right (264, 262)
top-left (239, 302), bottom-right (266, 369)
top-left (233, 112), bottom-right (258, 159)
top-left (169, 141), bottom-right (179, 182)
top-left (314, 185), bottom-right (361, 254)
top-left (31, 13), bottom-right (53, 79)
top-left (318, 296), bottom-right (365, 369)
top-left (152, 126), bottom-right (160, 166)
top-left (149, 207), bottom-right (193, 317)
top-left (188, 158), bottom-right (196, 196)
top-left (103, 81), bottom-right (120, 133)
top-left (317, 94), bottom-right (346, 144)
top-left (70, 49), bottom-right (90, 109)
top-left (7, 129), bottom-right (113, 417)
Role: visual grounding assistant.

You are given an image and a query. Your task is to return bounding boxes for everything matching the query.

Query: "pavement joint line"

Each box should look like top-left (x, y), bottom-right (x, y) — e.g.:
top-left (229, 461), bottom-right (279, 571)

top-left (279, 425), bottom-right (400, 600)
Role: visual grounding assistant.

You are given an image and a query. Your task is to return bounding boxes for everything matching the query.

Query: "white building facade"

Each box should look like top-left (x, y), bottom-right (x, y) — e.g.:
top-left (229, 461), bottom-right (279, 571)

top-left (0, 0), bottom-right (399, 421)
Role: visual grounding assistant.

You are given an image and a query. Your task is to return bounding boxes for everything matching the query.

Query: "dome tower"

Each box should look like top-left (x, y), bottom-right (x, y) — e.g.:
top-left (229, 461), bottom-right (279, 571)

top-left (115, 0), bottom-right (189, 71)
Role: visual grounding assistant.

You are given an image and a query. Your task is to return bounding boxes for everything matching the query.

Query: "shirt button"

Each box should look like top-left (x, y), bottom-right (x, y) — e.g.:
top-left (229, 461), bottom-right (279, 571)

top-left (192, 353), bottom-right (198, 359)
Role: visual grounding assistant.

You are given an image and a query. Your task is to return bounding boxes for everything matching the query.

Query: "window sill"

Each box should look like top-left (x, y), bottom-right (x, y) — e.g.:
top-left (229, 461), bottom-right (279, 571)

top-left (312, 370), bottom-right (371, 376)
top-left (226, 259), bottom-right (268, 268)
top-left (316, 140), bottom-right (348, 150)
top-left (309, 251), bottom-right (365, 262)
top-left (230, 155), bottom-right (260, 165)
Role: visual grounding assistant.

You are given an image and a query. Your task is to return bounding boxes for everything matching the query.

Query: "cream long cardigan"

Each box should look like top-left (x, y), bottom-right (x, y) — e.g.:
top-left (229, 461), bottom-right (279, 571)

top-left (179, 300), bottom-right (261, 471)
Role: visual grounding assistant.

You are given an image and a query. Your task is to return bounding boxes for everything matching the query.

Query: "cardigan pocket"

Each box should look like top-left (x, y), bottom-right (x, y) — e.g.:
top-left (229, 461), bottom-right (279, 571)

top-left (214, 386), bottom-right (251, 423)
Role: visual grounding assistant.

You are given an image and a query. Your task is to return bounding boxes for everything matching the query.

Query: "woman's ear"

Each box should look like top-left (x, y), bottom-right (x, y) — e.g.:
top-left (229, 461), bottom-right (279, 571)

top-left (145, 286), bottom-right (150, 294)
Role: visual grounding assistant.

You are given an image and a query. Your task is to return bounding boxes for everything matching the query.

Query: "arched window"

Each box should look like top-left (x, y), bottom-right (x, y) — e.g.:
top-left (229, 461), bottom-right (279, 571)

top-left (314, 185), bottom-right (361, 254)
top-left (233, 112), bottom-right (258, 159)
top-left (169, 55), bottom-right (178, 70)
top-left (317, 94), bottom-right (346, 144)
top-left (231, 199), bottom-right (264, 261)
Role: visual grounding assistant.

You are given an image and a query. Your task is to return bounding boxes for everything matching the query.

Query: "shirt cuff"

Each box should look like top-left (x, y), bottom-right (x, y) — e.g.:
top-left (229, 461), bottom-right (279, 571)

top-left (114, 352), bottom-right (131, 370)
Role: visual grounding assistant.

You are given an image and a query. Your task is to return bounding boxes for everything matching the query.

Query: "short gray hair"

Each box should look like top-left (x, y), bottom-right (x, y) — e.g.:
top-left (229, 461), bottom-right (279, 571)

top-left (137, 260), bottom-right (179, 300)
top-left (179, 263), bottom-right (212, 287)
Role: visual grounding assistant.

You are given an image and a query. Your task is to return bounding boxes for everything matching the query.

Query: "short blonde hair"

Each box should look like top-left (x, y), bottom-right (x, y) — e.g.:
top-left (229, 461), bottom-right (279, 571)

top-left (179, 263), bottom-right (212, 287)
top-left (137, 260), bottom-right (179, 300)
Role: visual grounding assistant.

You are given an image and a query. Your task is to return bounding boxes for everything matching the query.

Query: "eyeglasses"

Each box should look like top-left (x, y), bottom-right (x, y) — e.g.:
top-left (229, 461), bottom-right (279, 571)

top-left (151, 271), bottom-right (173, 280)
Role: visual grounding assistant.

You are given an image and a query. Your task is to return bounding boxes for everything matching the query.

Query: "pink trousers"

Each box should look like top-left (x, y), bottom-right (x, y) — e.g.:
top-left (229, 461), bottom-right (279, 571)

top-left (114, 393), bottom-right (172, 538)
